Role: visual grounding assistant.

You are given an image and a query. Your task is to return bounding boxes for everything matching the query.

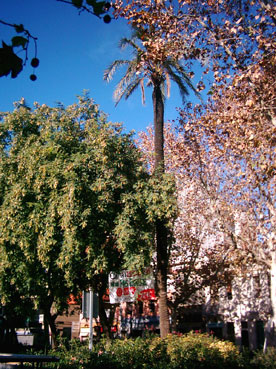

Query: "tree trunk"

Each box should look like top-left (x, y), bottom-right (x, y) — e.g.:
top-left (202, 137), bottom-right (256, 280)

top-left (44, 308), bottom-right (58, 349)
top-left (152, 82), bottom-right (170, 338)
top-left (153, 83), bottom-right (165, 172)
top-left (94, 273), bottom-right (116, 339)
top-left (43, 314), bottom-right (50, 353)
top-left (98, 293), bottom-right (116, 339)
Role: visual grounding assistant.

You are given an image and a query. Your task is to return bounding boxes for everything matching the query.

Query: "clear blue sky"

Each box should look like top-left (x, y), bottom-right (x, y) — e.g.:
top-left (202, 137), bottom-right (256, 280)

top-left (1, 0), bottom-right (200, 135)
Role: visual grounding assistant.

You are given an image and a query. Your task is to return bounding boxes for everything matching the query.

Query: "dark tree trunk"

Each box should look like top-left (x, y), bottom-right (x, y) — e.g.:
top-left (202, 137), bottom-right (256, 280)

top-left (94, 273), bottom-right (116, 339)
top-left (43, 314), bottom-right (50, 353)
top-left (152, 82), bottom-right (170, 338)
top-left (98, 292), bottom-right (116, 339)
top-left (153, 83), bottom-right (165, 172)
top-left (44, 306), bottom-right (58, 349)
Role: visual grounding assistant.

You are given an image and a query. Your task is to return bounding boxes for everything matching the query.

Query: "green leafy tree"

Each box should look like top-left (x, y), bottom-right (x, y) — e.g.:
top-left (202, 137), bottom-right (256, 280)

top-left (0, 94), bottom-right (150, 347)
top-left (104, 29), bottom-right (197, 337)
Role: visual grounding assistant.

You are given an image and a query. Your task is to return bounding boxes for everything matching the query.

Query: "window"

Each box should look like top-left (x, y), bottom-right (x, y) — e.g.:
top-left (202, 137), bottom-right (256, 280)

top-left (241, 321), bottom-right (249, 347)
top-left (253, 275), bottom-right (261, 298)
top-left (256, 321), bottom-right (264, 349)
top-left (226, 322), bottom-right (235, 342)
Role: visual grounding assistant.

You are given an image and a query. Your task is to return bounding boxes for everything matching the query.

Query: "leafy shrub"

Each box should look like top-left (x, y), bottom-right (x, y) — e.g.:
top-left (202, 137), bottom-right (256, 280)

top-left (48, 338), bottom-right (91, 369)
top-left (48, 338), bottom-right (121, 369)
top-left (95, 332), bottom-right (240, 369)
top-left (250, 347), bottom-right (276, 369)
top-left (165, 332), bottom-right (240, 369)
top-left (97, 334), bottom-right (169, 369)
top-left (47, 332), bottom-right (243, 369)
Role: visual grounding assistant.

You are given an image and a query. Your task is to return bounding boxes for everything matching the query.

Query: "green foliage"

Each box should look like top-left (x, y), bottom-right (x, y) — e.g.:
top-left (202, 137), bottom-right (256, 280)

top-left (250, 347), bottom-right (276, 369)
top-left (48, 338), bottom-right (121, 369)
top-left (103, 333), bottom-right (241, 369)
top-left (46, 333), bottom-right (244, 369)
top-left (0, 94), bottom-right (151, 323)
top-left (114, 172), bottom-right (177, 271)
top-left (47, 336), bottom-right (276, 369)
top-left (165, 332), bottom-right (240, 369)
top-left (50, 338), bottom-right (95, 369)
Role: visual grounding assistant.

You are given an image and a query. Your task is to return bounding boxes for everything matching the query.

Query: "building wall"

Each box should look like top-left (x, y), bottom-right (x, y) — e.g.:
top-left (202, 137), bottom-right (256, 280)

top-left (203, 270), bottom-right (270, 349)
top-left (55, 304), bottom-right (81, 340)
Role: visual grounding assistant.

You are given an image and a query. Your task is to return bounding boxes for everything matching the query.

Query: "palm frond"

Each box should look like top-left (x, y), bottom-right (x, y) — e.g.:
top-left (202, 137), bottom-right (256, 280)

top-left (140, 78), bottom-right (145, 105)
top-left (103, 60), bottom-right (130, 83)
top-left (166, 60), bottom-right (202, 101)
top-left (119, 37), bottom-right (132, 50)
top-left (160, 82), bottom-right (166, 103)
top-left (146, 80), bottom-right (153, 88)
top-left (119, 37), bottom-right (143, 55)
top-left (114, 77), bottom-right (141, 106)
top-left (114, 59), bottom-right (139, 94)
top-left (125, 78), bottom-right (143, 102)
top-left (165, 65), bottom-right (189, 103)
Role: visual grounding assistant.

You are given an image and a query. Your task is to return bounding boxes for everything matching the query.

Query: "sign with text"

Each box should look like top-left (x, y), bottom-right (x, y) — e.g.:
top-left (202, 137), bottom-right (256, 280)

top-left (109, 268), bottom-right (156, 303)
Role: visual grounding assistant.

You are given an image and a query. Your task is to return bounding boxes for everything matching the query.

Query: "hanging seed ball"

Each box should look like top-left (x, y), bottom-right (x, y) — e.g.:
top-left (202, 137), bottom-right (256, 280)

top-left (103, 14), bottom-right (111, 24)
top-left (31, 58), bottom-right (39, 68)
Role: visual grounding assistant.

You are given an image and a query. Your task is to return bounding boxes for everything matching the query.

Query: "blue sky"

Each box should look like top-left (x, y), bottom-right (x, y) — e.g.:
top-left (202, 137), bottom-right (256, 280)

top-left (1, 0), bottom-right (200, 135)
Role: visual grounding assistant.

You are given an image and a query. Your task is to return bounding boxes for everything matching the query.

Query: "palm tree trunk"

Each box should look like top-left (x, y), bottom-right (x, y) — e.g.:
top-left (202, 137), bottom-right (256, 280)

top-left (153, 83), bottom-right (165, 172)
top-left (152, 82), bottom-right (170, 338)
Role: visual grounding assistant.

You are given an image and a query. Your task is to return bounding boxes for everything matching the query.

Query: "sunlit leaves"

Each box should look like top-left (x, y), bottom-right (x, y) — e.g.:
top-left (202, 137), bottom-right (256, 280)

top-left (0, 94), bottom-right (151, 330)
top-left (114, 171), bottom-right (177, 271)
top-left (113, 0), bottom-right (276, 90)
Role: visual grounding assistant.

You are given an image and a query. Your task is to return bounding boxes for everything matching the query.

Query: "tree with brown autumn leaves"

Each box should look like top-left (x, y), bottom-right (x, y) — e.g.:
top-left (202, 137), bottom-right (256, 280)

top-left (180, 51), bottom-right (276, 347)
top-left (113, 0), bottom-right (275, 338)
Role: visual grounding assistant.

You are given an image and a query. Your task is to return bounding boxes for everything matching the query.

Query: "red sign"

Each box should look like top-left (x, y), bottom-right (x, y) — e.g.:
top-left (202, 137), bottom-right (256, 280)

top-left (116, 286), bottom-right (136, 297)
top-left (137, 289), bottom-right (156, 301)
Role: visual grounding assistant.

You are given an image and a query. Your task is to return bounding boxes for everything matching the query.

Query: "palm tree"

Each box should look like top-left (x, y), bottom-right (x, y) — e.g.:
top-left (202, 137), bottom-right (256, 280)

top-left (104, 28), bottom-right (197, 338)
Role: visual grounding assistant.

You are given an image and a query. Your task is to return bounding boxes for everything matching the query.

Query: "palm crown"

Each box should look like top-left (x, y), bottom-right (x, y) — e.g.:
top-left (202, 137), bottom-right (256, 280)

top-left (104, 29), bottom-right (197, 106)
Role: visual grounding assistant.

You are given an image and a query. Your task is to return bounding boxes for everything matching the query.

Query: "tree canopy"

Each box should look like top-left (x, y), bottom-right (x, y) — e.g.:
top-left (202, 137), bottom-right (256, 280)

top-left (0, 94), bottom-right (155, 346)
top-left (175, 47), bottom-right (276, 345)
